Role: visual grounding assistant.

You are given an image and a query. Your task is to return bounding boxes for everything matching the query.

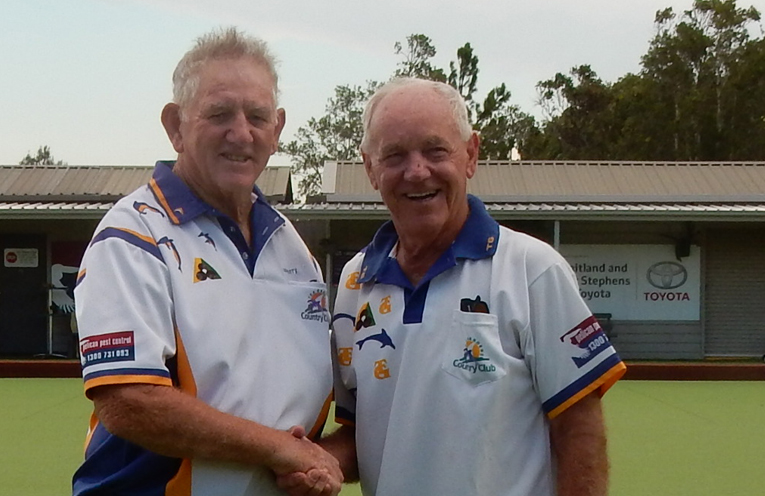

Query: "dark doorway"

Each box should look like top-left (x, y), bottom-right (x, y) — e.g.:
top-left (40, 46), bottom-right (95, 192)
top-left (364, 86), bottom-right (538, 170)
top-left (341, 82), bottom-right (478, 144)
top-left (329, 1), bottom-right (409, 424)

top-left (0, 235), bottom-right (48, 355)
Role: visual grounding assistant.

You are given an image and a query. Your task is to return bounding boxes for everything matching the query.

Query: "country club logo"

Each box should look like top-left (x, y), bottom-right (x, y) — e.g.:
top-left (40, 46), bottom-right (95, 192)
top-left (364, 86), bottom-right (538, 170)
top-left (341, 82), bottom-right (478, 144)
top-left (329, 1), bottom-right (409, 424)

top-left (452, 337), bottom-right (496, 374)
top-left (301, 290), bottom-right (330, 323)
top-left (559, 315), bottom-right (609, 368)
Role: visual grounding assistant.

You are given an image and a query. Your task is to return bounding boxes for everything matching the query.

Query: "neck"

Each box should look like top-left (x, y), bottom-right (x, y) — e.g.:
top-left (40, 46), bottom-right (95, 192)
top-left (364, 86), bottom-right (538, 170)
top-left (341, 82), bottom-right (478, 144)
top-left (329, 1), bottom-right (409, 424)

top-left (173, 160), bottom-right (253, 243)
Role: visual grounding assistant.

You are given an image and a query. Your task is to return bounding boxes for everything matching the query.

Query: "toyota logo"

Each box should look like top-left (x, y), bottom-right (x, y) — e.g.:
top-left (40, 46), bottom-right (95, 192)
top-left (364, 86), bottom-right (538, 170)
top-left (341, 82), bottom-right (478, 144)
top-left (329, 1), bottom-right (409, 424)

top-left (646, 261), bottom-right (687, 289)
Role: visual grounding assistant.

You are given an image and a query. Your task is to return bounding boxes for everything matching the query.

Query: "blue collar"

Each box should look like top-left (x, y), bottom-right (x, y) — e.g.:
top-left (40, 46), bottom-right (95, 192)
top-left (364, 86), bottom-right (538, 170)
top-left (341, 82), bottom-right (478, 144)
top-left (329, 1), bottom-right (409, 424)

top-left (357, 195), bottom-right (499, 287)
top-left (148, 160), bottom-right (276, 225)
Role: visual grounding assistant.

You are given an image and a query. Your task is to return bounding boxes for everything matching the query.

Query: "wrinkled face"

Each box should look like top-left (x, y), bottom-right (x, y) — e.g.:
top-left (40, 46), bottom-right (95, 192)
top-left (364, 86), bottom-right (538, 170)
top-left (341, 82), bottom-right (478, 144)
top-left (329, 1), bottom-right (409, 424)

top-left (169, 57), bottom-right (284, 197)
top-left (362, 86), bottom-right (478, 242)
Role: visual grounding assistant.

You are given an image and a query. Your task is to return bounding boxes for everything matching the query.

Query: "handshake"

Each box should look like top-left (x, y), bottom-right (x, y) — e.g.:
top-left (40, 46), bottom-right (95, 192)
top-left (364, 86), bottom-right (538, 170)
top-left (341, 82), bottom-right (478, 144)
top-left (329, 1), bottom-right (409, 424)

top-left (272, 425), bottom-right (346, 496)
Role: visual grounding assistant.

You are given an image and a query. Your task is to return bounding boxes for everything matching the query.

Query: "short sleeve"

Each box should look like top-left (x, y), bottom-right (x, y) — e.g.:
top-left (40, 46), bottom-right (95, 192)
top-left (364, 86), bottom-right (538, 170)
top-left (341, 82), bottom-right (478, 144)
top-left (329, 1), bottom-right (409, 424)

top-left (75, 213), bottom-right (177, 396)
top-left (525, 259), bottom-right (626, 419)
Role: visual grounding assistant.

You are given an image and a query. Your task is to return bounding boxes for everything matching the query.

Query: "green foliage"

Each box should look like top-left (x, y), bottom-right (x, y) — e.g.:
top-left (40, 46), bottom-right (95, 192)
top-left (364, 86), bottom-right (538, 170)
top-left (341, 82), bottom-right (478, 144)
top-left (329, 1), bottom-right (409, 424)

top-left (285, 34), bottom-right (536, 197)
top-left (19, 145), bottom-right (66, 166)
top-left (534, 0), bottom-right (765, 161)
top-left (285, 1), bottom-right (765, 195)
top-left (282, 82), bottom-right (379, 199)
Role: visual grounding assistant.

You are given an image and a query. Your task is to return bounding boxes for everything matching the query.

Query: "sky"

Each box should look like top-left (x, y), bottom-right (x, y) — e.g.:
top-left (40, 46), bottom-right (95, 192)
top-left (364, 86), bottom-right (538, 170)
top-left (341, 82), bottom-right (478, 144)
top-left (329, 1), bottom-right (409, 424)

top-left (2, 0), bottom-right (763, 167)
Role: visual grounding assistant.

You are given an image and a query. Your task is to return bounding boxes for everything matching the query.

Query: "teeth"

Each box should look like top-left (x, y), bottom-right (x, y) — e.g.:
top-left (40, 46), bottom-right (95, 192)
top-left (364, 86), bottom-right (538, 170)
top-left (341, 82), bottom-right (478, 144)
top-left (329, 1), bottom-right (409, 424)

top-left (223, 154), bottom-right (248, 162)
top-left (407, 191), bottom-right (436, 199)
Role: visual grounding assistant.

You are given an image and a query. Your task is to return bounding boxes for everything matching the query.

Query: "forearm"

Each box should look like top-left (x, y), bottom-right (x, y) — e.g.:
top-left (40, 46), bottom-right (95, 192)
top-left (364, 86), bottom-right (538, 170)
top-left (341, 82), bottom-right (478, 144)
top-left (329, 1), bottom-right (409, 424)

top-left (550, 393), bottom-right (609, 496)
top-left (319, 424), bottom-right (359, 482)
top-left (92, 383), bottom-right (314, 474)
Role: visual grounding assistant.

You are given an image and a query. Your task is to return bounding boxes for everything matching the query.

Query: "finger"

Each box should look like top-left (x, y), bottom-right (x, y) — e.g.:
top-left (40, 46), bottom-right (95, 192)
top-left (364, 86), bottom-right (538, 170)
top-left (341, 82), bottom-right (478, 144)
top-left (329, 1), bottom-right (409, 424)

top-left (275, 472), bottom-right (310, 490)
top-left (288, 425), bottom-right (307, 438)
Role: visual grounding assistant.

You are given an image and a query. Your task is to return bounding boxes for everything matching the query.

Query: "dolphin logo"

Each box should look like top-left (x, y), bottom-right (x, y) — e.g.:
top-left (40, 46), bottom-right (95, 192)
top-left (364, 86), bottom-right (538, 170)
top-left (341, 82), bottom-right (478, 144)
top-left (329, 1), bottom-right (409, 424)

top-left (356, 329), bottom-right (396, 350)
top-left (133, 201), bottom-right (165, 217)
top-left (198, 232), bottom-right (216, 250)
top-left (157, 236), bottom-right (182, 271)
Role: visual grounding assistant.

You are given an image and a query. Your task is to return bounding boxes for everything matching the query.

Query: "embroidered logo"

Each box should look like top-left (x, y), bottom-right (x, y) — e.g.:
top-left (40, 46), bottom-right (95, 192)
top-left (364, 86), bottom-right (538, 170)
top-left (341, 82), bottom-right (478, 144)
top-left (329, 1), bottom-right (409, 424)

top-left (301, 290), bottom-right (330, 323)
top-left (355, 302), bottom-right (376, 331)
top-left (374, 359), bottom-right (391, 379)
top-left (379, 296), bottom-right (392, 314)
top-left (198, 232), bottom-right (216, 250)
top-left (193, 258), bottom-right (221, 283)
top-left (133, 201), bottom-right (164, 217)
top-left (486, 236), bottom-right (495, 251)
top-left (460, 295), bottom-right (490, 313)
top-left (345, 271), bottom-right (361, 290)
top-left (452, 337), bottom-right (496, 374)
top-left (559, 316), bottom-right (609, 368)
top-left (356, 329), bottom-right (396, 350)
top-left (80, 331), bottom-right (135, 367)
top-left (338, 347), bottom-right (353, 366)
top-left (157, 236), bottom-right (182, 271)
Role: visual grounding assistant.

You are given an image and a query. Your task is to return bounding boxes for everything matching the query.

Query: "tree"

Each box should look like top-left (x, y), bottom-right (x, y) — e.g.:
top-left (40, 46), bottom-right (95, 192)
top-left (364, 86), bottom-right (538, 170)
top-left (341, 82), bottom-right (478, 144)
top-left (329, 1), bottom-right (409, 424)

top-left (634, 0), bottom-right (763, 159)
top-left (393, 34), bottom-right (446, 82)
top-left (282, 82), bottom-right (379, 198)
top-left (531, 0), bottom-right (764, 161)
top-left (285, 34), bottom-right (539, 197)
top-left (19, 145), bottom-right (67, 166)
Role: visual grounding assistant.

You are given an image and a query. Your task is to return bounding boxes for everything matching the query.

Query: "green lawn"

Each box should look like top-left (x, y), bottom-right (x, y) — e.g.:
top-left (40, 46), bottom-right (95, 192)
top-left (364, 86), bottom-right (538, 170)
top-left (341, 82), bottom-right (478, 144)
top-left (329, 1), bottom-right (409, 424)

top-left (1, 379), bottom-right (763, 495)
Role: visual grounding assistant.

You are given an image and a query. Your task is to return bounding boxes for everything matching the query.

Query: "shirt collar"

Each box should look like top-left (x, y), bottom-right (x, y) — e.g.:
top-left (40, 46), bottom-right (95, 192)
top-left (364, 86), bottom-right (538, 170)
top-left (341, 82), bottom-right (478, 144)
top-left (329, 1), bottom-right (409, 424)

top-left (147, 160), bottom-right (273, 225)
top-left (357, 195), bottom-right (499, 285)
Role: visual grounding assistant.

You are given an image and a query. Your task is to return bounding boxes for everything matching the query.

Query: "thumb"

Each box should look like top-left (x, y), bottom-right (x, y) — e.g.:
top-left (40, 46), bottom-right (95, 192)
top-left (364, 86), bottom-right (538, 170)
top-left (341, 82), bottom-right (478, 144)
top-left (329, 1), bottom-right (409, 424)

top-left (288, 425), bottom-right (307, 439)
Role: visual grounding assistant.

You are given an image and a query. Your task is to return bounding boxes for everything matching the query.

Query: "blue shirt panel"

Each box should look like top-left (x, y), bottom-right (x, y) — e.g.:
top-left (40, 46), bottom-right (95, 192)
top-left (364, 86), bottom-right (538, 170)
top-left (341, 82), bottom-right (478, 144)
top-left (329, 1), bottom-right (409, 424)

top-left (358, 195), bottom-right (500, 324)
top-left (151, 161), bottom-right (285, 275)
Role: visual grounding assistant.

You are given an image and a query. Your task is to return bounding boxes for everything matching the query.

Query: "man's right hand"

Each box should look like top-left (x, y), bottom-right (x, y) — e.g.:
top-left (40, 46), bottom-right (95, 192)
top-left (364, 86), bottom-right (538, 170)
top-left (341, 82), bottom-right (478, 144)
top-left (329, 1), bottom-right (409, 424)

top-left (271, 426), bottom-right (343, 496)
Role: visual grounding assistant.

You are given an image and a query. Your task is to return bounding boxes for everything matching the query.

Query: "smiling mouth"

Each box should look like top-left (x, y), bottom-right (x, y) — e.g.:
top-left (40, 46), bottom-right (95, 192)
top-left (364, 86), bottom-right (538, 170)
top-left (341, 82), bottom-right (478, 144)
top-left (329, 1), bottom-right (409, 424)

top-left (221, 153), bottom-right (251, 162)
top-left (406, 191), bottom-right (438, 201)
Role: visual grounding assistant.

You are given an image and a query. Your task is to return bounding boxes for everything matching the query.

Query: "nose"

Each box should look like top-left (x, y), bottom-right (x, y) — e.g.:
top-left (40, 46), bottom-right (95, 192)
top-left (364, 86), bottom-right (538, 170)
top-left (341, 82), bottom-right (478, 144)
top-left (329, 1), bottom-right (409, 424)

top-left (226, 111), bottom-right (254, 143)
top-left (403, 153), bottom-right (431, 182)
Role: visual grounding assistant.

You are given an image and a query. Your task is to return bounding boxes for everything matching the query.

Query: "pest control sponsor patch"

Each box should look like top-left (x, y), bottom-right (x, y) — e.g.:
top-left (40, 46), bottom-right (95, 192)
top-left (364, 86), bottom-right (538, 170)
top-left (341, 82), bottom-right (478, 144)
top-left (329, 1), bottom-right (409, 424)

top-left (559, 316), bottom-right (610, 368)
top-left (80, 331), bottom-right (135, 366)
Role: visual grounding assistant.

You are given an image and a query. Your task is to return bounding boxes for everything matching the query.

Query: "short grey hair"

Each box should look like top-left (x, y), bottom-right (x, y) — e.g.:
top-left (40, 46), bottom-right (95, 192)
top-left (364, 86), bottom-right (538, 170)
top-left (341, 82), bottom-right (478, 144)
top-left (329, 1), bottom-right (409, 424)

top-left (172, 27), bottom-right (279, 117)
top-left (360, 77), bottom-right (473, 152)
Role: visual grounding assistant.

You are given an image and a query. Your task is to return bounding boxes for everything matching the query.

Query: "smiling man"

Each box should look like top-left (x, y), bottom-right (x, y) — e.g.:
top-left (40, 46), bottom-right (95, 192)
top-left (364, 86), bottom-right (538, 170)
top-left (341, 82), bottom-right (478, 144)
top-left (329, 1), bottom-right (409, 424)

top-left (315, 78), bottom-right (627, 496)
top-left (72, 28), bottom-right (341, 496)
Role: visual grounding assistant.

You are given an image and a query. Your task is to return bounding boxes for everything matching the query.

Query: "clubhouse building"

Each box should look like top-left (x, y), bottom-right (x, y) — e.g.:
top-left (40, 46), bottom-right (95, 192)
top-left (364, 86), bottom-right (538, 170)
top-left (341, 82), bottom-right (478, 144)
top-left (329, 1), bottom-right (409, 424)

top-left (1, 161), bottom-right (764, 361)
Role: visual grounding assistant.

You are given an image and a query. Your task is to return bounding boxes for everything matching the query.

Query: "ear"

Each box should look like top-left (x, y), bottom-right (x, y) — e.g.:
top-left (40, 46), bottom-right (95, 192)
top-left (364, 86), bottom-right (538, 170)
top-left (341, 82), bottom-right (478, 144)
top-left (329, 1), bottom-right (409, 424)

top-left (161, 103), bottom-right (184, 154)
top-left (465, 131), bottom-right (480, 179)
top-left (270, 108), bottom-right (286, 154)
top-left (362, 152), bottom-right (379, 190)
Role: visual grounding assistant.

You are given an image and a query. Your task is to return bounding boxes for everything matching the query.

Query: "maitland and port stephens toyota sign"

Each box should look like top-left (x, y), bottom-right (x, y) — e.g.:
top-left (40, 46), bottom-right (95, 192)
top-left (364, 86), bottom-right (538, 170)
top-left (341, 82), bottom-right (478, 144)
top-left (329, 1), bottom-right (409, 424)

top-left (560, 244), bottom-right (700, 321)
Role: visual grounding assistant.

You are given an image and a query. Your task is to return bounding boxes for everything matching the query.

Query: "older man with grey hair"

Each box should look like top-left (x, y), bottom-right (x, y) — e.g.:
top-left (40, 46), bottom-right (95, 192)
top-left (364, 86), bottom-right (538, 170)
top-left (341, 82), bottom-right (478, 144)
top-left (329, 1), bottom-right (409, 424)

top-left (72, 28), bottom-right (341, 496)
top-left (303, 77), bottom-right (626, 496)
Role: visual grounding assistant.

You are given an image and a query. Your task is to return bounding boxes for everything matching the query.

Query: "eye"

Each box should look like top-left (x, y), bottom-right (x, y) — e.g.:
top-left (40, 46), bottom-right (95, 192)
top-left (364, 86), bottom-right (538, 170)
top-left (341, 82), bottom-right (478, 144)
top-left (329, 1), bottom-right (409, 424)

top-left (381, 151), bottom-right (404, 165)
top-left (425, 147), bottom-right (449, 160)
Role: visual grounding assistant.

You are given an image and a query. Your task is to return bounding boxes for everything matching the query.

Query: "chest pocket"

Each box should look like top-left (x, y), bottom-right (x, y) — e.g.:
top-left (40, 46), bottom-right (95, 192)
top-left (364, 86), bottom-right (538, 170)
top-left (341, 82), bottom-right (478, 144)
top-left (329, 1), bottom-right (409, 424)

top-left (441, 310), bottom-right (508, 386)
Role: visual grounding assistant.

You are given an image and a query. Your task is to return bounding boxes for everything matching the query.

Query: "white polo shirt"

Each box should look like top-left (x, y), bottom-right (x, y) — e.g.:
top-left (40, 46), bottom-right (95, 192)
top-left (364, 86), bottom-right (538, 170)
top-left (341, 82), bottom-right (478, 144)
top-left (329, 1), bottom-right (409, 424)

top-left (333, 195), bottom-right (626, 496)
top-left (73, 161), bottom-right (333, 496)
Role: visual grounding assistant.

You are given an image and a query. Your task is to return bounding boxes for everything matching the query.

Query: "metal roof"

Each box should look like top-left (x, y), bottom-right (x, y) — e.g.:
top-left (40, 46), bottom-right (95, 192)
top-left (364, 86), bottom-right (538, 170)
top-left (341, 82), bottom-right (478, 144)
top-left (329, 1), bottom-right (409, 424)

top-left (321, 160), bottom-right (765, 204)
top-left (282, 201), bottom-right (765, 221)
top-left (0, 164), bottom-right (293, 204)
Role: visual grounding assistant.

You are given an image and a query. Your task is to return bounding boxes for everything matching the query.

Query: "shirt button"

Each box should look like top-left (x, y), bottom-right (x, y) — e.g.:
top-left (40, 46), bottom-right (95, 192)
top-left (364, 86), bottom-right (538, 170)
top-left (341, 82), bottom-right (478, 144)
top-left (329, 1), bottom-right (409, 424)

top-left (242, 252), bottom-right (249, 260)
top-left (229, 226), bottom-right (236, 233)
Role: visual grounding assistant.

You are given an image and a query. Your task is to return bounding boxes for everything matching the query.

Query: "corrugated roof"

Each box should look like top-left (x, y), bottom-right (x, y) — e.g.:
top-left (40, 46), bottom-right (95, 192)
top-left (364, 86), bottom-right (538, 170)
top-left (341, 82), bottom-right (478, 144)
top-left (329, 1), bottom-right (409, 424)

top-left (322, 161), bottom-right (765, 203)
top-left (0, 165), bottom-right (292, 203)
top-left (282, 202), bottom-right (765, 221)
